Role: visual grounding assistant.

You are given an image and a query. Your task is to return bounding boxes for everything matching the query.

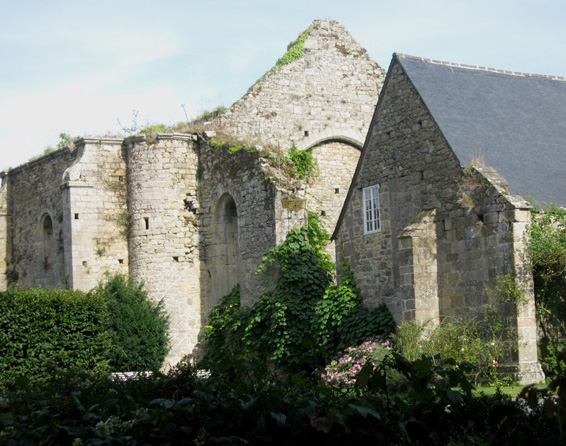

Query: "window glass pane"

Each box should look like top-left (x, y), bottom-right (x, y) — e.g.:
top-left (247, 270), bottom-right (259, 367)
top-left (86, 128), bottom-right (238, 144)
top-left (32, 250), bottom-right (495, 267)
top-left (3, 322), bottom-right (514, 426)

top-left (363, 184), bottom-right (380, 234)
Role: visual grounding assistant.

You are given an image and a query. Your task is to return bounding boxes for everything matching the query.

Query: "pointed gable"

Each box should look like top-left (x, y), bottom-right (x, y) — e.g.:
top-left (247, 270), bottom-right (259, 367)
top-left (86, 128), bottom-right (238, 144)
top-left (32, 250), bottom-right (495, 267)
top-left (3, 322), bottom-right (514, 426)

top-left (217, 19), bottom-right (386, 151)
top-left (396, 54), bottom-right (566, 206)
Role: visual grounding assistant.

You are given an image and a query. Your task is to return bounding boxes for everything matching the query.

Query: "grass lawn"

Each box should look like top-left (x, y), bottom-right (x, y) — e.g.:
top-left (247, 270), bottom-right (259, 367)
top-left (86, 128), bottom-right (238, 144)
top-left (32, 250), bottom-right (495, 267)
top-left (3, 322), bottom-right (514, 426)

top-left (475, 380), bottom-right (550, 398)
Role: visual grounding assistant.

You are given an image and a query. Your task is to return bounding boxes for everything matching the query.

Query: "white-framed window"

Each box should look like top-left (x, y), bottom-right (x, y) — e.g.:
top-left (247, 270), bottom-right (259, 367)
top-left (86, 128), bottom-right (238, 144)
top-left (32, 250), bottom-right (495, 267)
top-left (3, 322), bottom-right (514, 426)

top-left (363, 184), bottom-right (381, 234)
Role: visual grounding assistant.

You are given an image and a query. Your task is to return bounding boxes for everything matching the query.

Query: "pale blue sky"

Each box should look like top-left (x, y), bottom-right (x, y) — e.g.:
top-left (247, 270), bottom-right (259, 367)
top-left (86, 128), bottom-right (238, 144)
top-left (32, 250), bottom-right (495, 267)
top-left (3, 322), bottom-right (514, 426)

top-left (1, 0), bottom-right (565, 170)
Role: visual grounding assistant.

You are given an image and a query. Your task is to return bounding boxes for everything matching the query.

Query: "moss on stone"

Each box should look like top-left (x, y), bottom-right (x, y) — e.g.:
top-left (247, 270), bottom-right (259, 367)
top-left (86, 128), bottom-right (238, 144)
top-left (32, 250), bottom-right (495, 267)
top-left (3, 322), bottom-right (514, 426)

top-left (276, 23), bottom-right (317, 67)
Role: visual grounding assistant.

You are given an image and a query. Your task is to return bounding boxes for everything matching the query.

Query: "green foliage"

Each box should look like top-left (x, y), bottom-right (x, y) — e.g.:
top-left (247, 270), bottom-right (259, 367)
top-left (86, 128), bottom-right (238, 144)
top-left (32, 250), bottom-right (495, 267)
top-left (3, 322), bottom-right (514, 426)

top-left (2, 354), bottom-right (563, 445)
top-left (200, 213), bottom-right (395, 374)
top-left (57, 132), bottom-right (80, 149)
top-left (0, 288), bottom-right (111, 384)
top-left (289, 145), bottom-right (317, 180)
top-left (529, 201), bottom-right (566, 377)
top-left (95, 275), bottom-right (169, 372)
top-left (276, 24), bottom-right (317, 67)
top-left (139, 123), bottom-right (169, 134)
top-left (395, 310), bottom-right (514, 386)
top-left (245, 214), bottom-right (333, 371)
top-left (194, 106), bottom-right (227, 122)
top-left (209, 140), bottom-right (257, 155)
top-left (199, 285), bottom-right (249, 365)
top-left (115, 208), bottom-right (133, 241)
top-left (316, 263), bottom-right (395, 354)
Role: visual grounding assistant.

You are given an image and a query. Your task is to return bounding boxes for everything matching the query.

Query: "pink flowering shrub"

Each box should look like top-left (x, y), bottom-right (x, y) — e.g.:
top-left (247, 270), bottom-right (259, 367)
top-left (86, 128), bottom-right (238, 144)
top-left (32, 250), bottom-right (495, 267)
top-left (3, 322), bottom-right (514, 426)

top-left (321, 337), bottom-right (395, 388)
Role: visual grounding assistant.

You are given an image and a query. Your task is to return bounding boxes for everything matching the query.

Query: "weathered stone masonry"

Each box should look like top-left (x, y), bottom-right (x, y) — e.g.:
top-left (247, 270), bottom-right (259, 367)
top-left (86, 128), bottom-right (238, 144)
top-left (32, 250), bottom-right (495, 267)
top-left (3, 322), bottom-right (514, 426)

top-left (334, 58), bottom-right (544, 383)
top-left (0, 19), bottom-right (386, 365)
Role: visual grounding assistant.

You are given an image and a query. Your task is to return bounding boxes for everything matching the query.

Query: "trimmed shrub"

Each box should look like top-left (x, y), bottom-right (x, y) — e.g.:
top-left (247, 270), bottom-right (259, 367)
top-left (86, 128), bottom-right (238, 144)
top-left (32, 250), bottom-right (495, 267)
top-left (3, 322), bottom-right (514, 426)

top-left (0, 288), bottom-right (111, 383)
top-left (95, 275), bottom-right (169, 372)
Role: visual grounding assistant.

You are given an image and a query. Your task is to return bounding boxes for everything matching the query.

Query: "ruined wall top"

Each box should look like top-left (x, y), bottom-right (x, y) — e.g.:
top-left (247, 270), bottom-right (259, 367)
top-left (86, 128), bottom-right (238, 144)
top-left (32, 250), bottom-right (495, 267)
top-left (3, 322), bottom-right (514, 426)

top-left (217, 19), bottom-right (386, 151)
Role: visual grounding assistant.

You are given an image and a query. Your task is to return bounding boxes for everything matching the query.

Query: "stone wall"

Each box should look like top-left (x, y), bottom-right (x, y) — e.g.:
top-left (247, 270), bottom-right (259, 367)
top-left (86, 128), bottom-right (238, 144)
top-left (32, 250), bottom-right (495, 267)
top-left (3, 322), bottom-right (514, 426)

top-left (197, 140), bottom-right (306, 310)
top-left (335, 61), bottom-right (464, 319)
top-left (3, 148), bottom-right (77, 289)
top-left (218, 20), bottom-right (384, 152)
top-left (0, 19), bottom-right (383, 368)
top-left (334, 61), bottom-right (543, 383)
top-left (62, 138), bottom-right (129, 291)
top-left (126, 134), bottom-right (202, 365)
top-left (306, 140), bottom-right (361, 256)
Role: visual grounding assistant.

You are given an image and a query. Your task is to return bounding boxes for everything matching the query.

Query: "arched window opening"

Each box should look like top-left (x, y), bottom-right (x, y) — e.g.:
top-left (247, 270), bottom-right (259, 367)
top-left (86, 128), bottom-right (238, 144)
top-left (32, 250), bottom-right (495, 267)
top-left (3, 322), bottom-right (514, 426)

top-left (209, 193), bottom-right (240, 306)
top-left (41, 214), bottom-right (54, 273)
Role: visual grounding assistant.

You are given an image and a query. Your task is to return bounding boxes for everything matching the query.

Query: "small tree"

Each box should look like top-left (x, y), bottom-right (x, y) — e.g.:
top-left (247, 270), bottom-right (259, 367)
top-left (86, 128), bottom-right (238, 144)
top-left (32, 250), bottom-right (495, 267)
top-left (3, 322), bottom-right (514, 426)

top-left (96, 275), bottom-right (169, 372)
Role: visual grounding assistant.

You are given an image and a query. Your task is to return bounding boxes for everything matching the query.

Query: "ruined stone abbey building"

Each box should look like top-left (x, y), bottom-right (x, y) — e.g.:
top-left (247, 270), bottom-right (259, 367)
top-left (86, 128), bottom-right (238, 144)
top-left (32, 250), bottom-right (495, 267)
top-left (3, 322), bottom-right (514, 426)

top-left (0, 20), bottom-right (555, 382)
top-left (0, 20), bottom-right (386, 364)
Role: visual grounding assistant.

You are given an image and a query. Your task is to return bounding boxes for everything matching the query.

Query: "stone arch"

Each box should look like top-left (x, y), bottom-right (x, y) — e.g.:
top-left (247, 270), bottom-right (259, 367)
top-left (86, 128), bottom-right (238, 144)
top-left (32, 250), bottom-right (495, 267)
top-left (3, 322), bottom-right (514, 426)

top-left (209, 193), bottom-right (240, 306)
top-left (304, 139), bottom-right (362, 226)
top-left (296, 129), bottom-right (364, 152)
top-left (40, 213), bottom-right (54, 273)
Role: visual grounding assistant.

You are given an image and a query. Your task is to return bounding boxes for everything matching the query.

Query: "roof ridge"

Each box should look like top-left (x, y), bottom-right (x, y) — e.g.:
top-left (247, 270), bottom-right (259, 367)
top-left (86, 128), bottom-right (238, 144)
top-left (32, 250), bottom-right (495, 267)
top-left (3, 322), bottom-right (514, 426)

top-left (395, 53), bottom-right (566, 82)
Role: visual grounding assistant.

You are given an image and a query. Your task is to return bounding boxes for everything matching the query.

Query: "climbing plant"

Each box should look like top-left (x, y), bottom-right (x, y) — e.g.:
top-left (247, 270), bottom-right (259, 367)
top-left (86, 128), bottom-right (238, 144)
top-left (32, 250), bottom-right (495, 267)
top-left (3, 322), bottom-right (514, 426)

top-left (276, 24), bottom-right (317, 67)
top-left (199, 213), bottom-right (395, 374)
top-left (289, 145), bottom-right (317, 180)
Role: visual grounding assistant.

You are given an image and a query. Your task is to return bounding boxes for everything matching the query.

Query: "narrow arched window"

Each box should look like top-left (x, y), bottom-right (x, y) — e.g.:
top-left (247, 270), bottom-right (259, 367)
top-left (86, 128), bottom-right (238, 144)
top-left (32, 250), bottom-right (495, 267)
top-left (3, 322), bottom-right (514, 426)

top-left (209, 193), bottom-right (240, 305)
top-left (41, 214), bottom-right (54, 272)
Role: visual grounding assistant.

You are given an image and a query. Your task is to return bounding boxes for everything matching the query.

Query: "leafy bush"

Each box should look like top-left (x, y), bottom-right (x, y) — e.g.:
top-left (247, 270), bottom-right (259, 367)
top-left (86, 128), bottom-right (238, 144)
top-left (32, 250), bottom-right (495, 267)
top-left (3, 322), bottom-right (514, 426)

top-left (395, 314), bottom-right (513, 385)
top-left (198, 284), bottom-right (249, 366)
top-left (321, 337), bottom-right (399, 388)
top-left (2, 353), bottom-right (563, 445)
top-left (316, 263), bottom-right (395, 355)
top-left (289, 145), bottom-right (317, 180)
top-left (95, 275), bottom-right (169, 372)
top-left (529, 201), bottom-right (566, 377)
top-left (200, 213), bottom-right (395, 374)
top-left (0, 288), bottom-right (111, 383)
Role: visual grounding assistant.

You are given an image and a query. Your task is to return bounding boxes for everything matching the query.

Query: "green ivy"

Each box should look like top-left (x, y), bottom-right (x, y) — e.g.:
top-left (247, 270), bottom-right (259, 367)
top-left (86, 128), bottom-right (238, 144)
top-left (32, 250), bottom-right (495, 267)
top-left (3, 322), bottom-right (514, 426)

top-left (200, 213), bottom-right (395, 374)
top-left (289, 145), bottom-right (317, 180)
top-left (199, 285), bottom-right (249, 366)
top-left (316, 264), bottom-right (395, 355)
top-left (276, 24), bottom-right (317, 67)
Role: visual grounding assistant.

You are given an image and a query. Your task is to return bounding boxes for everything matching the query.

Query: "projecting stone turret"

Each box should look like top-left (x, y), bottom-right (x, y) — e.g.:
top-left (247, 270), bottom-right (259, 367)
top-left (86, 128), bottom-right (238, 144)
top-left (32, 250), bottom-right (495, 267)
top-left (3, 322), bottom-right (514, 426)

top-left (0, 19), bottom-right (387, 366)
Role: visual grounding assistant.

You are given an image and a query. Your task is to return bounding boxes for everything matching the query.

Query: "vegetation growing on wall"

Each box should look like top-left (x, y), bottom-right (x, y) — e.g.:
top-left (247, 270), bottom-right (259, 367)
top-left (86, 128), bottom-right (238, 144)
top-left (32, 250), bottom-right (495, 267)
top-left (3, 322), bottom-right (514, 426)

top-left (199, 213), bottom-right (395, 374)
top-left (57, 133), bottom-right (81, 150)
top-left (289, 145), bottom-right (317, 180)
top-left (276, 24), bottom-right (318, 67)
top-left (246, 23), bottom-right (318, 95)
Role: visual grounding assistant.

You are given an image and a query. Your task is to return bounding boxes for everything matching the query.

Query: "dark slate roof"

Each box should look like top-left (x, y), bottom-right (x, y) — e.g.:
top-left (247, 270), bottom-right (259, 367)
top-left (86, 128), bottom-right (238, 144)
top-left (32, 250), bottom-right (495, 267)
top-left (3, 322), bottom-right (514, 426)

top-left (396, 53), bottom-right (566, 207)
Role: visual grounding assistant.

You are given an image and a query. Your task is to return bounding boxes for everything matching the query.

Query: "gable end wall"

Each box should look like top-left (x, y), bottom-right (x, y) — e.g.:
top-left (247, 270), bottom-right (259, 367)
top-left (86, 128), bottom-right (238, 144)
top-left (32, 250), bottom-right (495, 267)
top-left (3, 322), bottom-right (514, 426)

top-left (335, 60), bottom-right (543, 383)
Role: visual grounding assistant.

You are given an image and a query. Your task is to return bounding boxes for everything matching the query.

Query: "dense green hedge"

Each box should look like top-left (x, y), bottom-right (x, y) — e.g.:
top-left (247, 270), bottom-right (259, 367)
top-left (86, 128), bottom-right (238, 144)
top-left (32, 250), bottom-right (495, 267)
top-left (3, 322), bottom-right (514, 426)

top-left (96, 275), bottom-right (169, 372)
top-left (0, 276), bottom-right (170, 384)
top-left (0, 288), bottom-right (111, 383)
